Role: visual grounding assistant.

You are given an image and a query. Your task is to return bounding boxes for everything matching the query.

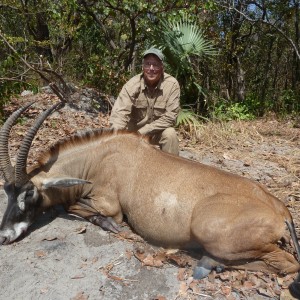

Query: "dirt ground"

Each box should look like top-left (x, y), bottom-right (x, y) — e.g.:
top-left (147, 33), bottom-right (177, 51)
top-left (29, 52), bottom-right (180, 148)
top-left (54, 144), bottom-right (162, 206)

top-left (0, 94), bottom-right (299, 300)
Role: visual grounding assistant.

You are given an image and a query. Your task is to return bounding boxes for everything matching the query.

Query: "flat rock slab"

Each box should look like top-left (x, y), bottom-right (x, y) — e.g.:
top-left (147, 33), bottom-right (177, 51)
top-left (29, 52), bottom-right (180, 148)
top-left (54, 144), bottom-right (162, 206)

top-left (0, 189), bottom-right (183, 300)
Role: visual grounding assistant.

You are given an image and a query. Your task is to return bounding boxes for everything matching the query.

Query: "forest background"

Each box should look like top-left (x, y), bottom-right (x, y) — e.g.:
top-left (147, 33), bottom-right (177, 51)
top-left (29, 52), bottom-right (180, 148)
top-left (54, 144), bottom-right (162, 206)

top-left (1, 0), bottom-right (300, 124)
top-left (0, 2), bottom-right (300, 298)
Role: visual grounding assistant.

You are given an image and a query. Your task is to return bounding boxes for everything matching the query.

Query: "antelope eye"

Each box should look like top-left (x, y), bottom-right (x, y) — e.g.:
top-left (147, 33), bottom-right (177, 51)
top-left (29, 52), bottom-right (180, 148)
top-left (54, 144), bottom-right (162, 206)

top-left (26, 190), bottom-right (34, 198)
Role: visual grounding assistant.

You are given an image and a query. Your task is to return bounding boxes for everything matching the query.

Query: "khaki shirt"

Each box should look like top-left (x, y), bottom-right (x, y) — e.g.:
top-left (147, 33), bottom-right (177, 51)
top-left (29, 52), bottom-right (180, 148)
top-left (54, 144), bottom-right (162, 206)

top-left (110, 72), bottom-right (180, 135)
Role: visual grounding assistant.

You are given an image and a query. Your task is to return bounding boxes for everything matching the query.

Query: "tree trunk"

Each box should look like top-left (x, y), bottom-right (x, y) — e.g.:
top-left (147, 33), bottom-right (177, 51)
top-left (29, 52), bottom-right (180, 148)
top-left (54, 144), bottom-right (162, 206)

top-left (236, 56), bottom-right (245, 102)
top-left (293, 0), bottom-right (300, 88)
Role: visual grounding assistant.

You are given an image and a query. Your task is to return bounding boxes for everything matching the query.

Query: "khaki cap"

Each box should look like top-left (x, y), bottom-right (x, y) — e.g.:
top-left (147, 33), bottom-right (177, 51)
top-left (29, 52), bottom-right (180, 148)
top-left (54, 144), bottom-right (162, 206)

top-left (143, 47), bottom-right (164, 61)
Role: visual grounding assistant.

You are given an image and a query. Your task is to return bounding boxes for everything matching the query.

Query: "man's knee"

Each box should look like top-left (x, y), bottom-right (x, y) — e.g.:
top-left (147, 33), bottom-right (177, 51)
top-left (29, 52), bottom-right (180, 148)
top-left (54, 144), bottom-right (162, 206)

top-left (161, 127), bottom-right (177, 139)
top-left (160, 127), bottom-right (179, 155)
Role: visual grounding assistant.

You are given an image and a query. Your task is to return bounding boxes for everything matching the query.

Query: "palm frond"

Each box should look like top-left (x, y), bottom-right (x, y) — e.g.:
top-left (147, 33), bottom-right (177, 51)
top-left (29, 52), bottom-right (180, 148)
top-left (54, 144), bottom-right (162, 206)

top-left (176, 109), bottom-right (201, 127)
top-left (167, 16), bottom-right (218, 58)
top-left (150, 13), bottom-right (217, 107)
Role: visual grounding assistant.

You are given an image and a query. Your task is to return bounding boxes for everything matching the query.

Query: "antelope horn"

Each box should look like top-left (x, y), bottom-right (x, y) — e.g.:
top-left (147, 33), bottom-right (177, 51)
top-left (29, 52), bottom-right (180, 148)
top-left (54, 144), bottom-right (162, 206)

top-left (0, 102), bottom-right (34, 183)
top-left (15, 102), bottom-right (64, 187)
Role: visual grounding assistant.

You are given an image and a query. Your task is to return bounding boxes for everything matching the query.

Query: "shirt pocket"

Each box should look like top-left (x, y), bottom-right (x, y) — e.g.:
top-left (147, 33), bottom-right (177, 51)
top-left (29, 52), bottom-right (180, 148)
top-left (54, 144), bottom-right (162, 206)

top-left (132, 98), bottom-right (148, 121)
top-left (153, 99), bottom-right (166, 117)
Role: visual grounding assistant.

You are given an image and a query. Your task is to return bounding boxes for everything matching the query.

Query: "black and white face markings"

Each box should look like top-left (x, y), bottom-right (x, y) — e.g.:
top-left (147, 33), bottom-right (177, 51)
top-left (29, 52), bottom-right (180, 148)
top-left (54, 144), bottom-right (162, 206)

top-left (0, 181), bottom-right (40, 244)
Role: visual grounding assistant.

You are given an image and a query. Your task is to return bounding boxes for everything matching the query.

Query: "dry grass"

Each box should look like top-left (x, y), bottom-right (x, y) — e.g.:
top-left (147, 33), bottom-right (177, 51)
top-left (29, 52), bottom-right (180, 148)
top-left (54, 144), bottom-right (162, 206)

top-left (179, 118), bottom-right (300, 199)
top-left (179, 118), bottom-right (300, 232)
top-left (6, 95), bottom-right (300, 211)
top-left (179, 120), bottom-right (261, 151)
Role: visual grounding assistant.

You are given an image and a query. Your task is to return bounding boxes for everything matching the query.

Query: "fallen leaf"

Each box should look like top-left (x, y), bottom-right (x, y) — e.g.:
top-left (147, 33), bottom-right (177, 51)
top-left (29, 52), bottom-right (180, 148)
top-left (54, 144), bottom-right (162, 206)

top-left (117, 231), bottom-right (144, 242)
top-left (207, 271), bottom-right (216, 283)
top-left (70, 291), bottom-right (89, 300)
top-left (15, 131), bottom-right (25, 136)
top-left (204, 280), bottom-right (218, 292)
top-left (71, 274), bottom-right (86, 279)
top-left (100, 262), bottom-right (116, 273)
top-left (248, 274), bottom-right (262, 288)
top-left (74, 226), bottom-right (87, 234)
top-left (258, 287), bottom-right (274, 298)
top-left (186, 276), bottom-right (194, 286)
top-left (125, 250), bottom-right (133, 260)
top-left (223, 152), bottom-right (235, 160)
top-left (40, 288), bottom-right (48, 294)
top-left (277, 276), bottom-right (285, 285)
top-left (34, 250), bottom-right (47, 258)
top-left (42, 236), bottom-right (58, 241)
top-left (107, 274), bottom-right (124, 281)
top-left (154, 251), bottom-right (168, 264)
top-left (79, 263), bottom-right (88, 269)
top-left (177, 268), bottom-right (186, 281)
top-left (165, 249), bottom-right (179, 255)
top-left (218, 271), bottom-right (230, 281)
top-left (178, 282), bottom-right (188, 297)
top-left (91, 257), bottom-right (99, 264)
top-left (243, 161), bottom-right (251, 166)
top-left (221, 285), bottom-right (231, 296)
top-left (188, 280), bottom-right (201, 294)
top-left (142, 254), bottom-right (164, 267)
top-left (243, 280), bottom-right (255, 289)
top-left (134, 251), bottom-right (146, 262)
top-left (167, 253), bottom-right (192, 267)
top-left (54, 255), bottom-right (63, 261)
top-left (153, 296), bottom-right (166, 300)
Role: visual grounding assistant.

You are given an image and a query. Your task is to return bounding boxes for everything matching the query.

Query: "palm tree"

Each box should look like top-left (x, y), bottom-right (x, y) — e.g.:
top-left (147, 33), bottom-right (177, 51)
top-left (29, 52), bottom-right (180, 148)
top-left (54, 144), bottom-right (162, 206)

top-left (151, 14), bottom-right (217, 118)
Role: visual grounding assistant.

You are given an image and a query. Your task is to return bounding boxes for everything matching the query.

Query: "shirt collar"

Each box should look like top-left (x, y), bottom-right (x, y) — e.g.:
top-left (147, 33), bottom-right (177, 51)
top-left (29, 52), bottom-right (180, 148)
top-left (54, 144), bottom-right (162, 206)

top-left (141, 73), bottom-right (164, 91)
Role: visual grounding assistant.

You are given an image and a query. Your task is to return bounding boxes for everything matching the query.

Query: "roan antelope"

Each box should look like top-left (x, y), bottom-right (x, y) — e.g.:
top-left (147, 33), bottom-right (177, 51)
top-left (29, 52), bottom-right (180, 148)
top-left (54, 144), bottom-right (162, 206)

top-left (0, 102), bottom-right (300, 297)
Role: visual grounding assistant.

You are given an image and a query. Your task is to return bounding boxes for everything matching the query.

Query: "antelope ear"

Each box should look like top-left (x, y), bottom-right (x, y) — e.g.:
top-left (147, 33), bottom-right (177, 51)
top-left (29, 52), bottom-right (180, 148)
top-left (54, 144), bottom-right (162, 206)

top-left (42, 178), bottom-right (92, 189)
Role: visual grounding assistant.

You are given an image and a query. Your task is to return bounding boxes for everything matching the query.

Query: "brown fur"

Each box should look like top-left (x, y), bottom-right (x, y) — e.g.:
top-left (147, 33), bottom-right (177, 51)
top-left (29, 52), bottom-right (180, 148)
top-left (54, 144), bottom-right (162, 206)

top-left (35, 129), bottom-right (145, 167)
top-left (27, 129), bottom-right (299, 275)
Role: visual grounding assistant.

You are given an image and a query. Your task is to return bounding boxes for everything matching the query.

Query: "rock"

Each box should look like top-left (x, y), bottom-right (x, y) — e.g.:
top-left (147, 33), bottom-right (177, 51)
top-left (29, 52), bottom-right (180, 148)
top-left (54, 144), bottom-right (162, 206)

top-left (41, 84), bottom-right (113, 115)
top-left (20, 90), bottom-right (34, 97)
top-left (68, 87), bottom-right (113, 115)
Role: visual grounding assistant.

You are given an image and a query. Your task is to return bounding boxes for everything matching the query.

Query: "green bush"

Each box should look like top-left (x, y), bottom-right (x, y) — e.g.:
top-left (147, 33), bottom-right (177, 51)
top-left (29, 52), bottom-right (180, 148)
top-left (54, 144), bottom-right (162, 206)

top-left (211, 102), bottom-right (255, 121)
top-left (278, 89), bottom-right (299, 114)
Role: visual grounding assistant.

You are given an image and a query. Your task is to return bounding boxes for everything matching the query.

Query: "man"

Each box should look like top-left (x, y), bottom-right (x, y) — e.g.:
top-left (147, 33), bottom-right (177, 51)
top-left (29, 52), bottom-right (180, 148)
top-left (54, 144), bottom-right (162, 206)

top-left (109, 47), bottom-right (180, 155)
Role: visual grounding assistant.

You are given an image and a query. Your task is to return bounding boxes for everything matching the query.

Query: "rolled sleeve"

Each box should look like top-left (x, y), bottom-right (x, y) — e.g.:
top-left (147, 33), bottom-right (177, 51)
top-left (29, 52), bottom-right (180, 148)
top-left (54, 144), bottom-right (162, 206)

top-left (109, 86), bottom-right (133, 130)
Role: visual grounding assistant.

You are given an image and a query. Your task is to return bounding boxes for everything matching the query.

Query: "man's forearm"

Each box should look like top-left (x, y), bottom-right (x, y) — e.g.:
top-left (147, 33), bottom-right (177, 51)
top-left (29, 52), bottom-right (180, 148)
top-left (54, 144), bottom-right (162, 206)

top-left (138, 111), bottom-right (178, 135)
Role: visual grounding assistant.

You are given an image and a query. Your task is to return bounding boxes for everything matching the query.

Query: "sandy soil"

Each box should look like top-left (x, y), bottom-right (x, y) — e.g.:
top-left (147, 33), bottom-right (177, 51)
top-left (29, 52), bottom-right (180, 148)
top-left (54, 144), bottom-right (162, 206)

top-left (0, 94), bottom-right (299, 300)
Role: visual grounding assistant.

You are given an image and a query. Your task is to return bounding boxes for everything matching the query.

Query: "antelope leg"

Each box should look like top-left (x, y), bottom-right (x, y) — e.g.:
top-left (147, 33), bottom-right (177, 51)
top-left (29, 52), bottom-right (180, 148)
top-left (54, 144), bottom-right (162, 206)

top-left (193, 255), bottom-right (222, 279)
top-left (89, 215), bottom-right (121, 233)
top-left (290, 273), bottom-right (300, 298)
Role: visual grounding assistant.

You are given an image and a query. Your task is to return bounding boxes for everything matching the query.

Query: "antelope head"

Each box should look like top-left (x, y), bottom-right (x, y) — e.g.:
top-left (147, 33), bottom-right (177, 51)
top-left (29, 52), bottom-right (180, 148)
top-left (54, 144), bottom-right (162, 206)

top-left (0, 102), bottom-right (63, 244)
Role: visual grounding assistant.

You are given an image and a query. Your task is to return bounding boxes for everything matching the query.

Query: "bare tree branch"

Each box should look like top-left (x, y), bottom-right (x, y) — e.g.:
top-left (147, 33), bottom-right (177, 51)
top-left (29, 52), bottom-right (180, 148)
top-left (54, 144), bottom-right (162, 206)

top-left (0, 4), bottom-right (19, 11)
top-left (219, 2), bottom-right (300, 60)
top-left (79, 0), bottom-right (117, 50)
top-left (0, 67), bottom-right (31, 83)
top-left (0, 78), bottom-right (28, 84)
top-left (0, 30), bottom-right (71, 103)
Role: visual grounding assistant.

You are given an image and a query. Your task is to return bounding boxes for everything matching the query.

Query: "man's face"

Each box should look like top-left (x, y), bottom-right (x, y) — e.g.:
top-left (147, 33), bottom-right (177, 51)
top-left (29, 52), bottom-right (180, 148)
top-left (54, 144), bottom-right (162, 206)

top-left (143, 54), bottom-right (163, 88)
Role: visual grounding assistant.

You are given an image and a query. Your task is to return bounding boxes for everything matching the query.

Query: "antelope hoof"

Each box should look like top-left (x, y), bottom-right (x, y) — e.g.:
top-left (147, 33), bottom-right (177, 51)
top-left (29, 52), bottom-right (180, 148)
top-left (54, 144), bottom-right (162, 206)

top-left (0, 236), bottom-right (7, 245)
top-left (193, 256), bottom-right (214, 279)
top-left (89, 215), bottom-right (121, 233)
top-left (289, 273), bottom-right (300, 299)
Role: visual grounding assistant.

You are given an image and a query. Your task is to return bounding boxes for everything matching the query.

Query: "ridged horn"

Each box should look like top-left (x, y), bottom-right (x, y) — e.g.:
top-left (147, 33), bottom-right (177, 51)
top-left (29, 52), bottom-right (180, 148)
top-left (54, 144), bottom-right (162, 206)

top-left (15, 102), bottom-right (64, 187)
top-left (0, 102), bottom-right (35, 183)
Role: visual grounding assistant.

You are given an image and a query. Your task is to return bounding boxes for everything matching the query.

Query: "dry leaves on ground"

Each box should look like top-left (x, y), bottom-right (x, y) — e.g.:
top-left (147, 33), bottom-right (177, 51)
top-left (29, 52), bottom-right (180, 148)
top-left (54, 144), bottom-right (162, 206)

top-left (3, 93), bottom-right (300, 299)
